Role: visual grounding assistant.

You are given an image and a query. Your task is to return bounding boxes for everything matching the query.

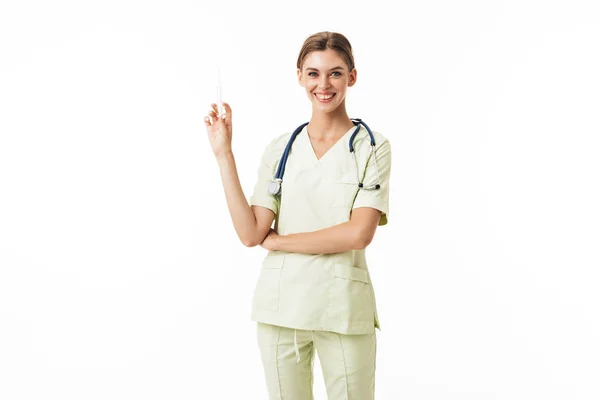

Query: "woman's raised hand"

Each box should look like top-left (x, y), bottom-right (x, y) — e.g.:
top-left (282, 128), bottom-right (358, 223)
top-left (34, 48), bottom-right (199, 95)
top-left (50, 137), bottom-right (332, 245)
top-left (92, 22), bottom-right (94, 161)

top-left (204, 102), bottom-right (232, 158)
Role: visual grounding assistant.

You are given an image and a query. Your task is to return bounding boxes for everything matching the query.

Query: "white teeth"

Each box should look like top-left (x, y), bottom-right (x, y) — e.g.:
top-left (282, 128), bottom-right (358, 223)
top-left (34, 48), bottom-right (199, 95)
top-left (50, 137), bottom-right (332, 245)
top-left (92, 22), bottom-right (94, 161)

top-left (316, 93), bottom-right (334, 100)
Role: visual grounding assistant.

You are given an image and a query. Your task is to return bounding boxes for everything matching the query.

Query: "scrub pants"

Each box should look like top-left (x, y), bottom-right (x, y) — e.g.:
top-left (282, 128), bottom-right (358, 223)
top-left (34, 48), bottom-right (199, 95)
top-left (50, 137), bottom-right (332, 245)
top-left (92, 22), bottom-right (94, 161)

top-left (256, 322), bottom-right (377, 399)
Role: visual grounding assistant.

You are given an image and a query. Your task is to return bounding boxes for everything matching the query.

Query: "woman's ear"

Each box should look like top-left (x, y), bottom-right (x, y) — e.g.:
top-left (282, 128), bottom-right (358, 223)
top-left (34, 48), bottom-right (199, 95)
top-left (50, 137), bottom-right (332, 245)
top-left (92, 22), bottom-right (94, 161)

top-left (297, 68), bottom-right (304, 87)
top-left (348, 68), bottom-right (357, 87)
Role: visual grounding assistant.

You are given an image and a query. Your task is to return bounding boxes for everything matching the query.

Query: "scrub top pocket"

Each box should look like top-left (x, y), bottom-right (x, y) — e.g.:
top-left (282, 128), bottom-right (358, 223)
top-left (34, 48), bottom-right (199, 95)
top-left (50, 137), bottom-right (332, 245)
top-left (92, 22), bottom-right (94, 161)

top-left (328, 263), bottom-right (374, 324)
top-left (252, 255), bottom-right (285, 312)
top-left (331, 171), bottom-right (360, 208)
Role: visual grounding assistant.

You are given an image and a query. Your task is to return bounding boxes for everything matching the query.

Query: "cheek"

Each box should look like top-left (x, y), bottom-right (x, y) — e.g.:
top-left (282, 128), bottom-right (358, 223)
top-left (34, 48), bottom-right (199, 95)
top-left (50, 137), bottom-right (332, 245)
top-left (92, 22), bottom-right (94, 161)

top-left (306, 82), bottom-right (318, 91)
top-left (336, 80), bottom-right (348, 90)
top-left (305, 85), bottom-right (318, 97)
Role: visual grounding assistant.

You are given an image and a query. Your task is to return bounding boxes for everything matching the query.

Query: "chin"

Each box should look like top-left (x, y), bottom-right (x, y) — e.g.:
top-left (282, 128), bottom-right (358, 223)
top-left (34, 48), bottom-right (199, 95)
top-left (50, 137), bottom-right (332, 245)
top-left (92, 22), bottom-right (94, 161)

top-left (313, 103), bottom-right (335, 111)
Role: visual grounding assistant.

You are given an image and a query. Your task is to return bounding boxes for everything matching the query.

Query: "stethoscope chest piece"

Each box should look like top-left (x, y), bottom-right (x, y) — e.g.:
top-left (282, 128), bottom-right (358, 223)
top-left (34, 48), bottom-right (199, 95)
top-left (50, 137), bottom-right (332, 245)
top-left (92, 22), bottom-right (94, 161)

top-left (267, 179), bottom-right (282, 196)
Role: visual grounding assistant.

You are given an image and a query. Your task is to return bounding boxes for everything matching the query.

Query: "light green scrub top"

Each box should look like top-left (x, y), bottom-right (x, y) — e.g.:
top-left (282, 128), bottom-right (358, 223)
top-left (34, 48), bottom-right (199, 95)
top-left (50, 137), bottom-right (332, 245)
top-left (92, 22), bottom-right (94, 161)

top-left (249, 124), bottom-right (392, 335)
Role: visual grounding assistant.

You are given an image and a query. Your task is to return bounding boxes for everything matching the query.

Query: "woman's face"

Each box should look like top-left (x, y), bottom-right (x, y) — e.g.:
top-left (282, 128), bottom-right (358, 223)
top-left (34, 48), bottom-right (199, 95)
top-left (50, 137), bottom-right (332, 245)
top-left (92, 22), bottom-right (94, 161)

top-left (297, 48), bottom-right (357, 114)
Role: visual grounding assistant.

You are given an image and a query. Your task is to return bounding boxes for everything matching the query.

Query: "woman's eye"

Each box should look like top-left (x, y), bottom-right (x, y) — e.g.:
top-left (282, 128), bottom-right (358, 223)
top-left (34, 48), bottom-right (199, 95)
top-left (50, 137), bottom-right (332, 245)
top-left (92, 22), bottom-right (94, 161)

top-left (307, 71), bottom-right (342, 77)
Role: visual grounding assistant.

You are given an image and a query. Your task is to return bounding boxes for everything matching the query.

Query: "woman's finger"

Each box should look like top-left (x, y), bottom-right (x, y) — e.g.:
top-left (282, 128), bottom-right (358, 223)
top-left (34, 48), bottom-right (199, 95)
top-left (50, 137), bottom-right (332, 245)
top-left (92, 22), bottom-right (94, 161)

top-left (205, 102), bottom-right (230, 126)
top-left (221, 102), bottom-right (231, 119)
top-left (214, 102), bottom-right (230, 125)
top-left (206, 104), bottom-right (219, 125)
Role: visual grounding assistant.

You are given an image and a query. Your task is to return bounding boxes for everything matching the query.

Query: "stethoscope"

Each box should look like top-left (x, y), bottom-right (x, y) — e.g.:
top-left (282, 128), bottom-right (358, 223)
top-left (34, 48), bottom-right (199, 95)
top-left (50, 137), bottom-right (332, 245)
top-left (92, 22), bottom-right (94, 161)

top-left (267, 118), bottom-right (381, 196)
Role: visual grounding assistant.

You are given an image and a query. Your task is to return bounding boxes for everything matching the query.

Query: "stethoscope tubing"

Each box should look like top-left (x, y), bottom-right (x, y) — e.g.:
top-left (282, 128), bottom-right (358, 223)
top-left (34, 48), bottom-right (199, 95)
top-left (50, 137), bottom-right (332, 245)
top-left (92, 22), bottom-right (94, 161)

top-left (269, 118), bottom-right (380, 196)
top-left (275, 118), bottom-right (375, 180)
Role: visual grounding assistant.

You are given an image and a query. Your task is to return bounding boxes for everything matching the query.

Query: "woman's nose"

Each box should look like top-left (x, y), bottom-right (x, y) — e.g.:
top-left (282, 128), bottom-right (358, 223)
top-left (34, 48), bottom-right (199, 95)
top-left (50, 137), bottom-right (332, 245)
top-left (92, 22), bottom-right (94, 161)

top-left (318, 75), bottom-right (330, 89)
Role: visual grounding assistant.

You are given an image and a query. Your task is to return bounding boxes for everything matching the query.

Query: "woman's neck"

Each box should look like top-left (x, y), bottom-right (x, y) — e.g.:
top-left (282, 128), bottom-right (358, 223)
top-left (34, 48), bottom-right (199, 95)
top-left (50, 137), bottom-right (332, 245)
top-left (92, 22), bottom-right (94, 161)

top-left (307, 107), bottom-right (355, 141)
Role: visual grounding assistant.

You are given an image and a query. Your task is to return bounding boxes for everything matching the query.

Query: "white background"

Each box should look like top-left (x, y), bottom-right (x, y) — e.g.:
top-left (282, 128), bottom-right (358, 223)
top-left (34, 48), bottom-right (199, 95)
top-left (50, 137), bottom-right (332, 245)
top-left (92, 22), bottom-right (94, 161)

top-left (1, 0), bottom-right (599, 399)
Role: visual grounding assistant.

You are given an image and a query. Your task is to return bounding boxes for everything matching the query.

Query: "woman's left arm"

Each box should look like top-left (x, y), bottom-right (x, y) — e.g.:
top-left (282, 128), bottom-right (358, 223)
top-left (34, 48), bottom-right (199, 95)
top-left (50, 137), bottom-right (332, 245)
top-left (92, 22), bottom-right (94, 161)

top-left (262, 207), bottom-right (382, 254)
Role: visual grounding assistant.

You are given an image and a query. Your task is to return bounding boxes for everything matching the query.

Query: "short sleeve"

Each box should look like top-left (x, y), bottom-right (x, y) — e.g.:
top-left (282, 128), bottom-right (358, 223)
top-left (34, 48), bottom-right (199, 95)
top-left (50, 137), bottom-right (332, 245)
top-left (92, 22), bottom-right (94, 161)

top-left (249, 139), bottom-right (281, 216)
top-left (352, 138), bottom-right (392, 226)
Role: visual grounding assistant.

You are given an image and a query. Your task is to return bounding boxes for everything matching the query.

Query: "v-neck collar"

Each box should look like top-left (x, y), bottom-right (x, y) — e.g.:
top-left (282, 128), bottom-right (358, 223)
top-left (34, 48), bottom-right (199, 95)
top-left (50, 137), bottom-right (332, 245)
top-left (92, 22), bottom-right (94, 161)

top-left (303, 124), bottom-right (356, 163)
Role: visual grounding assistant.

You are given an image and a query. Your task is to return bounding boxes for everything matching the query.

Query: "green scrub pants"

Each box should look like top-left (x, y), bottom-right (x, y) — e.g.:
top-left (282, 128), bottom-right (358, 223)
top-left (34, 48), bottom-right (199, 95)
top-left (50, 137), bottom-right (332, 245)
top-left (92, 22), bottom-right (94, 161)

top-left (256, 322), bottom-right (377, 399)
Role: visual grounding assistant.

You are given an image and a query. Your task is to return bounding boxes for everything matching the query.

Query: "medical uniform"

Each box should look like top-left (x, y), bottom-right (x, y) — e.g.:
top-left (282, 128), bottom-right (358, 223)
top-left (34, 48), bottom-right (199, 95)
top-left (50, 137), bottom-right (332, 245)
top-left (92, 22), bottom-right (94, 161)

top-left (249, 123), bottom-right (391, 399)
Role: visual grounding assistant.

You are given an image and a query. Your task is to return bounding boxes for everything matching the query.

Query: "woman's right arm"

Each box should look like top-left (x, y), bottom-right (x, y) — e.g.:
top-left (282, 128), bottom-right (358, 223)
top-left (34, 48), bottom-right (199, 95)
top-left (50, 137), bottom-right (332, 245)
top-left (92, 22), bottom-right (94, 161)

top-left (215, 151), bottom-right (275, 247)
top-left (205, 102), bottom-right (274, 247)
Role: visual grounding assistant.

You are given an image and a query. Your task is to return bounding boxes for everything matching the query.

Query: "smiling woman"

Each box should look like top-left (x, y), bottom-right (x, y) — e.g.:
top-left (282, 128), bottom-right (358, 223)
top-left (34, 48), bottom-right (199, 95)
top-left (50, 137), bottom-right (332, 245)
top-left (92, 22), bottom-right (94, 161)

top-left (296, 33), bottom-right (357, 122)
top-left (204, 31), bottom-right (392, 400)
top-left (305, 65), bottom-right (346, 104)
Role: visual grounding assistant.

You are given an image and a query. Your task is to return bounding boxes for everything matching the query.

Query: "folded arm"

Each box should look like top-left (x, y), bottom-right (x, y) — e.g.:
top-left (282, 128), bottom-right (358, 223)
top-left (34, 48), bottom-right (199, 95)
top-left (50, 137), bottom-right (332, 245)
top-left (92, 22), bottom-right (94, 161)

top-left (269, 207), bottom-right (382, 254)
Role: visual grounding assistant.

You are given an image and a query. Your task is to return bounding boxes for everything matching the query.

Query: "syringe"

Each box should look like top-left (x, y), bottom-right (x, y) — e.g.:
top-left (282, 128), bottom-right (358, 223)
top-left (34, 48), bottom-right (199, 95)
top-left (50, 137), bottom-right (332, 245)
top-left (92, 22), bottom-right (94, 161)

top-left (216, 66), bottom-right (224, 117)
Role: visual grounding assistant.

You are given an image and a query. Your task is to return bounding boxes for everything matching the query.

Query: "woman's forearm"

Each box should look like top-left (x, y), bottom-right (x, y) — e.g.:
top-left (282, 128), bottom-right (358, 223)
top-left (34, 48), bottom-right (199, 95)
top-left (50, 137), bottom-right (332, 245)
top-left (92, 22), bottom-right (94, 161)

top-left (275, 221), bottom-right (364, 254)
top-left (266, 208), bottom-right (381, 254)
top-left (216, 151), bottom-right (258, 247)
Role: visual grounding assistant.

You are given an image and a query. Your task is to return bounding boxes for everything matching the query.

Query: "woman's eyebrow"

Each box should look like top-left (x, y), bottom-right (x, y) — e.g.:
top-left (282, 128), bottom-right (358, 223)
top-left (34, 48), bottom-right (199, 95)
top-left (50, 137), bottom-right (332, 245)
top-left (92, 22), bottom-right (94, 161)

top-left (306, 66), bottom-right (345, 71)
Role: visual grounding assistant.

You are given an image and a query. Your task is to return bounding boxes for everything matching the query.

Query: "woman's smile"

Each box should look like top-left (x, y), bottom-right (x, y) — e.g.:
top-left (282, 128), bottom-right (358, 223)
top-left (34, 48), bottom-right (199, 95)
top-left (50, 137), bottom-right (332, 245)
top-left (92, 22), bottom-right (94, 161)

top-left (314, 92), bottom-right (336, 103)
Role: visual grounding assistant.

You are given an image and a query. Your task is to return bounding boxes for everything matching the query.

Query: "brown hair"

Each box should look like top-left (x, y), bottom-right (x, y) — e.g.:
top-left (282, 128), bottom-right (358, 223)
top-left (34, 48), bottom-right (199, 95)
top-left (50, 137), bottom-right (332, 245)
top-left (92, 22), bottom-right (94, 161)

top-left (296, 31), bottom-right (355, 72)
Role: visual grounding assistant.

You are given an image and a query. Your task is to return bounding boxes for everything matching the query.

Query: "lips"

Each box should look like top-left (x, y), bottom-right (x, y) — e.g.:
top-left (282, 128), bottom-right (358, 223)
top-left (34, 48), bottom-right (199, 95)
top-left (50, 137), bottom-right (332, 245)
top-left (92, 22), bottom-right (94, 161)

top-left (314, 93), bottom-right (336, 103)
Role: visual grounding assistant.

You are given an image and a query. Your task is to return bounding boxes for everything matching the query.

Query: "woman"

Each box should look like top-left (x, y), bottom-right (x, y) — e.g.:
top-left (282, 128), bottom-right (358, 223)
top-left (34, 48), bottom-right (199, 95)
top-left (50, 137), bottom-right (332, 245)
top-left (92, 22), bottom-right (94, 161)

top-left (204, 31), bottom-right (391, 400)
